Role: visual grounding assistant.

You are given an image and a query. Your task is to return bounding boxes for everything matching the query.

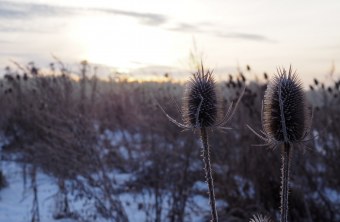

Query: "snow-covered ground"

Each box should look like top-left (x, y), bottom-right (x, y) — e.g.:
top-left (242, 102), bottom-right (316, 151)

top-left (0, 160), bottom-right (213, 222)
top-left (0, 161), bottom-right (76, 222)
top-left (0, 129), bottom-right (219, 222)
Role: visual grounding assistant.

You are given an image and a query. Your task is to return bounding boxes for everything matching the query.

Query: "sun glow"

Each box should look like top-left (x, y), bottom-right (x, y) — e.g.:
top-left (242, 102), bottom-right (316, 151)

top-left (68, 14), bottom-right (177, 72)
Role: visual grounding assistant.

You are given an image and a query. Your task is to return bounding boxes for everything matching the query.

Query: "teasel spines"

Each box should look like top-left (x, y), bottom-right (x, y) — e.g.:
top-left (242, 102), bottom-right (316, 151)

top-left (183, 65), bottom-right (218, 128)
top-left (263, 67), bottom-right (308, 144)
top-left (249, 214), bottom-right (273, 222)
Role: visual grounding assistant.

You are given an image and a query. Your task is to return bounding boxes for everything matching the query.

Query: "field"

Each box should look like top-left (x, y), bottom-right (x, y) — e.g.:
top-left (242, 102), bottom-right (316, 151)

top-left (0, 62), bottom-right (339, 222)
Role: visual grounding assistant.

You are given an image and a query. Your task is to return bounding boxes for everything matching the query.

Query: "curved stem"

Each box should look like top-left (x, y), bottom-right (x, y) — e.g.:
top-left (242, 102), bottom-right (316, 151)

top-left (200, 127), bottom-right (218, 222)
top-left (281, 142), bottom-right (291, 222)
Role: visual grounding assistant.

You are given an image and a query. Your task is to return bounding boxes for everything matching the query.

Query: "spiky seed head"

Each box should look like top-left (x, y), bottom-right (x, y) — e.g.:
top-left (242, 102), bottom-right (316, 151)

top-left (263, 67), bottom-right (308, 143)
top-left (249, 214), bottom-right (273, 222)
top-left (183, 66), bottom-right (218, 128)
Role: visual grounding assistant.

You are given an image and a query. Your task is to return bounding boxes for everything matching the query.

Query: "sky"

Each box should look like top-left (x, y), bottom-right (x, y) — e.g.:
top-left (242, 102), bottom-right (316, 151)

top-left (0, 0), bottom-right (340, 84)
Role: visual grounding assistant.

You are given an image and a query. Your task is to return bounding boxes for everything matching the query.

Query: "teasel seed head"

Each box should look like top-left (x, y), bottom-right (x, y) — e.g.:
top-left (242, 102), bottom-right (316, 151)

top-left (263, 67), bottom-right (309, 144)
top-left (183, 65), bottom-right (218, 128)
top-left (158, 63), bottom-right (243, 131)
top-left (249, 214), bottom-right (273, 222)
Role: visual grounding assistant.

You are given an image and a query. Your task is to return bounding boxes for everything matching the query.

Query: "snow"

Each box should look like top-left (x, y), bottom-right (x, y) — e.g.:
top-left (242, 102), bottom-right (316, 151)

top-left (0, 160), bottom-right (214, 222)
top-left (0, 130), bottom-right (228, 221)
top-left (324, 187), bottom-right (340, 203)
top-left (0, 161), bottom-right (76, 222)
top-left (234, 175), bottom-right (255, 199)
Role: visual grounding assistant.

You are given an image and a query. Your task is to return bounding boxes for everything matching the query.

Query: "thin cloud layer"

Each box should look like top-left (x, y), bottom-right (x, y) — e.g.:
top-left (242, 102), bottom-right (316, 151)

top-left (94, 8), bottom-right (167, 26)
top-left (0, 1), bottom-right (272, 42)
top-left (216, 32), bottom-right (273, 42)
top-left (0, 1), bottom-right (73, 18)
top-left (169, 23), bottom-right (202, 32)
top-left (0, 1), bottom-right (168, 26)
top-left (169, 22), bottom-right (274, 42)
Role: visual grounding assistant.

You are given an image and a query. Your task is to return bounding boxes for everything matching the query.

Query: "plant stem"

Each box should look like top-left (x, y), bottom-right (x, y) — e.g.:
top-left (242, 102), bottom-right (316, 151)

top-left (200, 127), bottom-right (218, 222)
top-left (281, 142), bottom-right (291, 222)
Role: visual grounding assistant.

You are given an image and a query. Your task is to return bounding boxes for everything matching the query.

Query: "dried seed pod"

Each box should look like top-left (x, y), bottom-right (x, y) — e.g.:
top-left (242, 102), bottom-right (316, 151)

top-left (240, 73), bottom-right (246, 82)
top-left (263, 67), bottom-right (308, 143)
top-left (264, 72), bottom-right (268, 80)
top-left (183, 66), bottom-right (218, 128)
top-left (249, 214), bottom-right (273, 222)
top-left (159, 64), bottom-right (243, 131)
top-left (247, 67), bottom-right (311, 222)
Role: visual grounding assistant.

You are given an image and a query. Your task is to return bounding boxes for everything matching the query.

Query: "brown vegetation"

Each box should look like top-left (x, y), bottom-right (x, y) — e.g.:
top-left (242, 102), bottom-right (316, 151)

top-left (0, 62), bottom-right (339, 221)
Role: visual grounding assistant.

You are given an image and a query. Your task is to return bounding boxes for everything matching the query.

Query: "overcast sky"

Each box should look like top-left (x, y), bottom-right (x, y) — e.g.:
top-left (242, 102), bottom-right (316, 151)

top-left (0, 0), bottom-right (340, 83)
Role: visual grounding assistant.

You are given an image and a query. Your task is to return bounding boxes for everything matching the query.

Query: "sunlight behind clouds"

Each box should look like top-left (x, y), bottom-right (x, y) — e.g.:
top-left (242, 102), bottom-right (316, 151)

top-left (67, 14), bottom-right (189, 72)
top-left (0, 0), bottom-right (339, 83)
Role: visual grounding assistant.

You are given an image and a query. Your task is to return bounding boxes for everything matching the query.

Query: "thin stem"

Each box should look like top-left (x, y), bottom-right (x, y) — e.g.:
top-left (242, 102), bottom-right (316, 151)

top-left (200, 127), bottom-right (218, 222)
top-left (281, 142), bottom-right (291, 222)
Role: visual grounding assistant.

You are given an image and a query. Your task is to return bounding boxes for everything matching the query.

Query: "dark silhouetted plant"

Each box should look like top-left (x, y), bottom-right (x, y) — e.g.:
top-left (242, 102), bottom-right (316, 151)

top-left (159, 64), bottom-right (244, 222)
top-left (248, 67), bottom-right (311, 222)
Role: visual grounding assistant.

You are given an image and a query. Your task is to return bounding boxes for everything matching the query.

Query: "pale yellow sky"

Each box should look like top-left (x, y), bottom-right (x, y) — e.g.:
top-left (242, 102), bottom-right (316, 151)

top-left (0, 0), bottom-right (340, 84)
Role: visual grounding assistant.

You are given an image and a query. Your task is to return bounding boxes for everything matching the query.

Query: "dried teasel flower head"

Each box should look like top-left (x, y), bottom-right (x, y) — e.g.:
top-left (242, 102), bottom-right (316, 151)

top-left (263, 67), bottom-right (310, 145)
top-left (249, 214), bottom-right (273, 222)
top-left (248, 66), bottom-right (311, 148)
top-left (158, 63), bottom-right (244, 130)
top-left (183, 65), bottom-right (218, 128)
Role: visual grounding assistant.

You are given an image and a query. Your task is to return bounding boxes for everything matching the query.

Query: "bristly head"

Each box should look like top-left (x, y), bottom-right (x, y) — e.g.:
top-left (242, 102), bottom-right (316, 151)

top-left (249, 214), bottom-right (273, 222)
top-left (263, 67), bottom-right (309, 145)
top-left (183, 65), bottom-right (218, 128)
top-left (158, 64), bottom-right (244, 130)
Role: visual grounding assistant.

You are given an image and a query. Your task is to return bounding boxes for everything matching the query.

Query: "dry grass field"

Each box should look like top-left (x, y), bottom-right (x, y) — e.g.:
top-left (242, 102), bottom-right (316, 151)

top-left (0, 61), bottom-right (339, 222)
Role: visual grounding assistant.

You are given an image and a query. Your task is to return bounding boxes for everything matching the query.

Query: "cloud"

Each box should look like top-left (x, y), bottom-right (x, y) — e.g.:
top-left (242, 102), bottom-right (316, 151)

top-left (0, 25), bottom-right (49, 33)
top-left (94, 8), bottom-right (167, 26)
top-left (0, 1), bottom-right (73, 19)
top-left (215, 32), bottom-right (274, 42)
top-left (0, 1), bottom-right (272, 42)
top-left (0, 18), bottom-right (64, 33)
top-left (168, 23), bottom-right (202, 32)
top-left (0, 1), bottom-right (167, 26)
top-left (169, 22), bottom-right (274, 42)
